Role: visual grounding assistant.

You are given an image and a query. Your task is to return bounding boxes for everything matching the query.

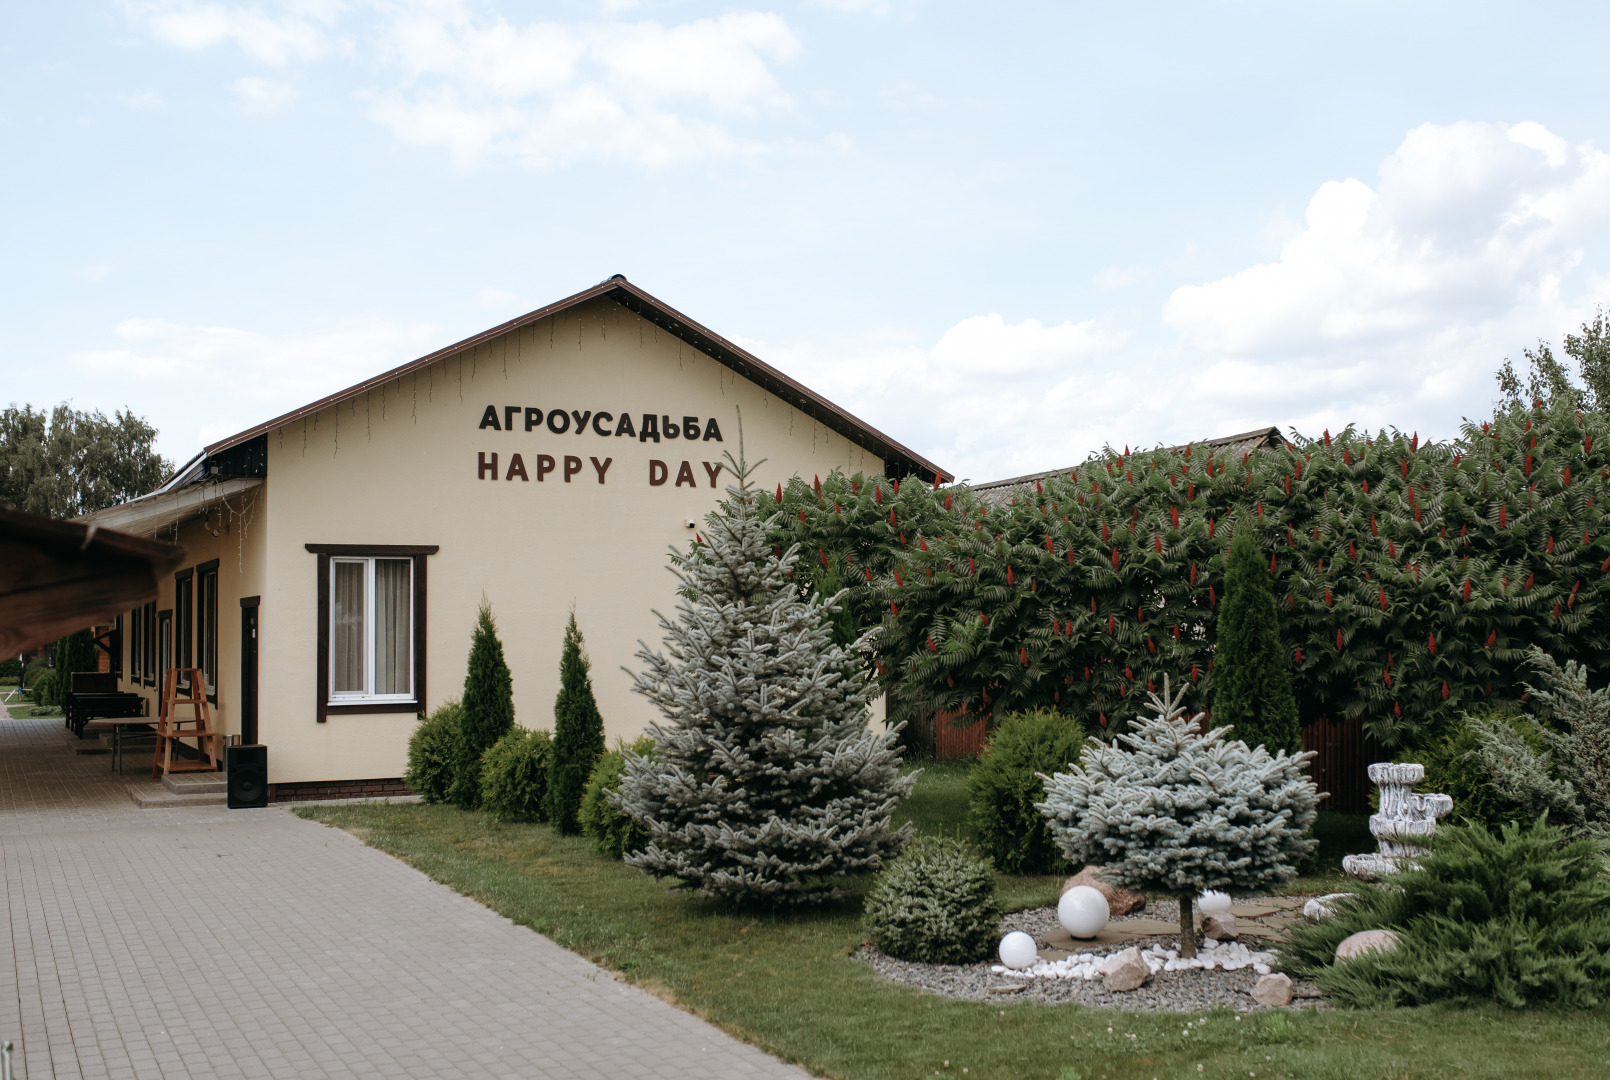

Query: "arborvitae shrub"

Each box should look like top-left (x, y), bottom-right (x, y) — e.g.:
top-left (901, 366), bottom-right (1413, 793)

top-left (1213, 530), bottom-right (1300, 753)
top-left (449, 600), bottom-right (515, 809)
top-left (1280, 818), bottom-right (1610, 1008)
top-left (53, 629), bottom-right (99, 689)
top-left (862, 836), bottom-right (1002, 964)
top-left (546, 612), bottom-right (607, 835)
top-left (967, 708), bottom-right (1083, 874)
top-left (580, 736), bottom-right (655, 859)
top-left (480, 727), bottom-right (554, 824)
top-left (405, 700), bottom-right (463, 804)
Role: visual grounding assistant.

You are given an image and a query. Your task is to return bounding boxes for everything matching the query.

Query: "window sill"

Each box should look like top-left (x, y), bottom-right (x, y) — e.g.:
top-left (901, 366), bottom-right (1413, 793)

top-left (323, 700), bottom-right (420, 716)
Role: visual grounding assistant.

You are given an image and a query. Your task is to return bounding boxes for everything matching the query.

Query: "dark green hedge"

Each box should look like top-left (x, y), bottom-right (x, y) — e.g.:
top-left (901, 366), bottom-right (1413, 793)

top-left (768, 397), bottom-right (1610, 749)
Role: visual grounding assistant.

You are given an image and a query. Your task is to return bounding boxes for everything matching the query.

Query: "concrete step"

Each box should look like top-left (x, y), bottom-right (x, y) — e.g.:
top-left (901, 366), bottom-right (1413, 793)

top-left (163, 771), bottom-right (227, 795)
top-left (126, 784), bottom-right (226, 809)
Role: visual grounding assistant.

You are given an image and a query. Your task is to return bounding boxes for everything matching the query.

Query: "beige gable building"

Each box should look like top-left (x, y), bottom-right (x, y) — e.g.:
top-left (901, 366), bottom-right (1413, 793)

top-left (83, 277), bottom-right (947, 798)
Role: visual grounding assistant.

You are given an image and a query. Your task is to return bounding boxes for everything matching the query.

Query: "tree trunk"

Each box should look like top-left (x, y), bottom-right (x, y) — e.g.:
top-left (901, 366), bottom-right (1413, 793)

top-left (1178, 892), bottom-right (1197, 959)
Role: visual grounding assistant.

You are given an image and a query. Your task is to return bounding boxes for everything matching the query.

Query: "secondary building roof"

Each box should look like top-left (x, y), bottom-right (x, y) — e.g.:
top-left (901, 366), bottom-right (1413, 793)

top-left (973, 426), bottom-right (1285, 504)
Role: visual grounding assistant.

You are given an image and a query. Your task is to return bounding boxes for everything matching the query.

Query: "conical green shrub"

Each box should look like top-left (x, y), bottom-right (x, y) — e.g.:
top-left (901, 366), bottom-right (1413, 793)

top-left (546, 612), bottom-right (606, 834)
top-left (1213, 529), bottom-right (1301, 752)
top-left (448, 599), bottom-right (515, 808)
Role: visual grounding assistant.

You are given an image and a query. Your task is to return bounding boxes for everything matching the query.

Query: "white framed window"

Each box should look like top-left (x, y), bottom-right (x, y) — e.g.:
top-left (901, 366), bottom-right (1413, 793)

top-left (328, 556), bottom-right (415, 703)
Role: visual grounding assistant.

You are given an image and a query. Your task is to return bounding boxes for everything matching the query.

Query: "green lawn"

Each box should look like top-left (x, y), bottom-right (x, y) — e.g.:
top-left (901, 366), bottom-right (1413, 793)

top-left (299, 763), bottom-right (1606, 1080)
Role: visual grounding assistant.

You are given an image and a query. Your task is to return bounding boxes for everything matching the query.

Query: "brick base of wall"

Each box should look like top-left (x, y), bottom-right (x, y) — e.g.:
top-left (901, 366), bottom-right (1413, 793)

top-left (268, 778), bottom-right (413, 803)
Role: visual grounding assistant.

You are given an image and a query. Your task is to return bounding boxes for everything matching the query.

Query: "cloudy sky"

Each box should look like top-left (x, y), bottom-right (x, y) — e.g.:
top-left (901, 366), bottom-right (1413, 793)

top-left (7, 2), bottom-right (1610, 482)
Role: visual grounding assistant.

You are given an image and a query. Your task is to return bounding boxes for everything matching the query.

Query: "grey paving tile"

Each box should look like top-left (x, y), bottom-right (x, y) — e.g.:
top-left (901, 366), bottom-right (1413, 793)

top-left (3, 708), bottom-right (806, 1079)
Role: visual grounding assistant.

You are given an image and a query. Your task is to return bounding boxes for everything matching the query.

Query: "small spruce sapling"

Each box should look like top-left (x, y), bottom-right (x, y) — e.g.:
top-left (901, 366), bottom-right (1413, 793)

top-left (1213, 529), bottom-right (1301, 754)
top-left (448, 599), bottom-right (516, 809)
top-left (614, 425), bottom-right (916, 904)
top-left (1038, 677), bottom-right (1320, 957)
top-left (546, 611), bottom-right (607, 834)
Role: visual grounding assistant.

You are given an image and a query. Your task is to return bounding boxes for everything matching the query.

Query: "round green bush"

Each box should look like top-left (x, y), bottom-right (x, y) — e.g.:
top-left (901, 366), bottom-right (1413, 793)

top-left (22, 658), bottom-right (50, 691)
top-left (405, 700), bottom-right (463, 805)
top-left (30, 668), bottom-right (59, 707)
top-left (966, 707), bottom-right (1083, 874)
top-left (480, 727), bottom-right (554, 823)
top-left (862, 836), bottom-right (1002, 964)
top-left (580, 736), bottom-right (655, 859)
top-left (1393, 709), bottom-right (1547, 830)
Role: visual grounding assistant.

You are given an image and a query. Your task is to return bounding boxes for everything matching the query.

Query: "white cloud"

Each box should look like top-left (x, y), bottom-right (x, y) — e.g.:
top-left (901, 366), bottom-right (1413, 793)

top-left (130, 1), bottom-right (808, 169)
top-left (738, 314), bottom-right (1128, 483)
top-left (1158, 121), bottom-right (1610, 442)
top-left (129, 0), bottom-right (346, 66)
top-left (67, 315), bottom-right (443, 455)
top-left (367, 7), bottom-right (803, 169)
top-left (232, 75), bottom-right (298, 112)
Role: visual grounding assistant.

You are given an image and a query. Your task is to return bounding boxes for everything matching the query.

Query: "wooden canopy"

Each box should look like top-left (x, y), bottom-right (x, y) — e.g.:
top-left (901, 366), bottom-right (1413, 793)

top-left (0, 506), bottom-right (185, 657)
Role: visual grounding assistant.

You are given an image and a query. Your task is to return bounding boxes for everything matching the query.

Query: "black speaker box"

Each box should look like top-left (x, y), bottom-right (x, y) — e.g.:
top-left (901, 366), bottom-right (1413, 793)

top-left (227, 744), bottom-right (269, 809)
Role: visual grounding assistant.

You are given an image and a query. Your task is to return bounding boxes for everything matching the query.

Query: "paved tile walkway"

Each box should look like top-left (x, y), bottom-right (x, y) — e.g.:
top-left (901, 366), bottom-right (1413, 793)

top-left (1, 705), bottom-right (806, 1079)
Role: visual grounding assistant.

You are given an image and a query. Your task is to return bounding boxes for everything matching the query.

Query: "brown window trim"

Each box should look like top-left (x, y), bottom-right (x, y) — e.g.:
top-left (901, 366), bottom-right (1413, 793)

top-left (311, 546), bottom-right (434, 722)
top-left (196, 560), bottom-right (220, 704)
top-left (174, 568), bottom-right (194, 693)
top-left (305, 544), bottom-right (440, 556)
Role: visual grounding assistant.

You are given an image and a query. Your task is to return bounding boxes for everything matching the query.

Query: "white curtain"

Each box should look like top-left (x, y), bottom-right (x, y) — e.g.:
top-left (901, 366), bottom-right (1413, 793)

top-left (375, 559), bottom-right (411, 695)
top-left (332, 561), bottom-right (366, 694)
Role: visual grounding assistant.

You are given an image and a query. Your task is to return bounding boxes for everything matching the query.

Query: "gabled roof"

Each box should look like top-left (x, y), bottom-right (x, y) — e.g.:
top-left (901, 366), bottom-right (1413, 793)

top-left (204, 275), bottom-right (951, 484)
top-left (973, 426), bottom-right (1285, 504)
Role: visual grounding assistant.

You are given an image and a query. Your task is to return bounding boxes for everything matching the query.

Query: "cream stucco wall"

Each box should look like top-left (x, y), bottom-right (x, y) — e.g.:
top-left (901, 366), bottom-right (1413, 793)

top-left (252, 297), bottom-right (885, 784)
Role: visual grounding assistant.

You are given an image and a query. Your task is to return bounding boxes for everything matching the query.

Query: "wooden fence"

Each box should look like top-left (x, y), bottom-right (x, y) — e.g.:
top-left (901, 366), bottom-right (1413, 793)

top-left (903, 706), bottom-right (989, 760)
top-left (1302, 716), bottom-right (1384, 815)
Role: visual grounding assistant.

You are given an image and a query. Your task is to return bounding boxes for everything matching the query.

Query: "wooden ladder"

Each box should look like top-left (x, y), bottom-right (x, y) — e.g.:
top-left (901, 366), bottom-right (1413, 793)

top-left (152, 667), bottom-right (220, 778)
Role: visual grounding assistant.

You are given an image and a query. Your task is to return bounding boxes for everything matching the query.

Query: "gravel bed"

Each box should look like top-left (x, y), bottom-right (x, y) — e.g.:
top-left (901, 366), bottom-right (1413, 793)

top-left (859, 901), bottom-right (1328, 1013)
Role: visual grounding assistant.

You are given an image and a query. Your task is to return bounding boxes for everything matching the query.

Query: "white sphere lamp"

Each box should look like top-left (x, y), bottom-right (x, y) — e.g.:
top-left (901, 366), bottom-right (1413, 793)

top-left (998, 930), bottom-right (1039, 970)
top-left (1057, 885), bottom-right (1110, 938)
top-left (1198, 890), bottom-right (1232, 915)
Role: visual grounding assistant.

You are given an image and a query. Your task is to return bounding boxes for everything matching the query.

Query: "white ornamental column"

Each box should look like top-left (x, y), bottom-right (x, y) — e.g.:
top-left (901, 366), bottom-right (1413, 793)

top-left (1341, 763), bottom-right (1453, 881)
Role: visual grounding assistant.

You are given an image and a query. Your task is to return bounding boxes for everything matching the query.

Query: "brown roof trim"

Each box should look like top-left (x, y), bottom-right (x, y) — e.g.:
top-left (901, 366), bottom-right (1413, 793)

top-left (974, 426), bottom-right (1285, 493)
top-left (204, 275), bottom-right (951, 484)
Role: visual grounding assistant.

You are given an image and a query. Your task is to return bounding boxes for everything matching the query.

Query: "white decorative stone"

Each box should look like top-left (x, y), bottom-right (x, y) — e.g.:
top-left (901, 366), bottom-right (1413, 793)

top-left (1343, 763), bottom-right (1453, 880)
top-left (1252, 973), bottom-right (1293, 1006)
top-left (1334, 929), bottom-right (1401, 962)
top-left (1101, 946), bottom-right (1150, 991)
top-left (1303, 893), bottom-right (1354, 920)
top-left (1057, 885), bottom-right (1110, 938)
top-left (1198, 889), bottom-right (1232, 914)
top-left (998, 931), bottom-right (1039, 970)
